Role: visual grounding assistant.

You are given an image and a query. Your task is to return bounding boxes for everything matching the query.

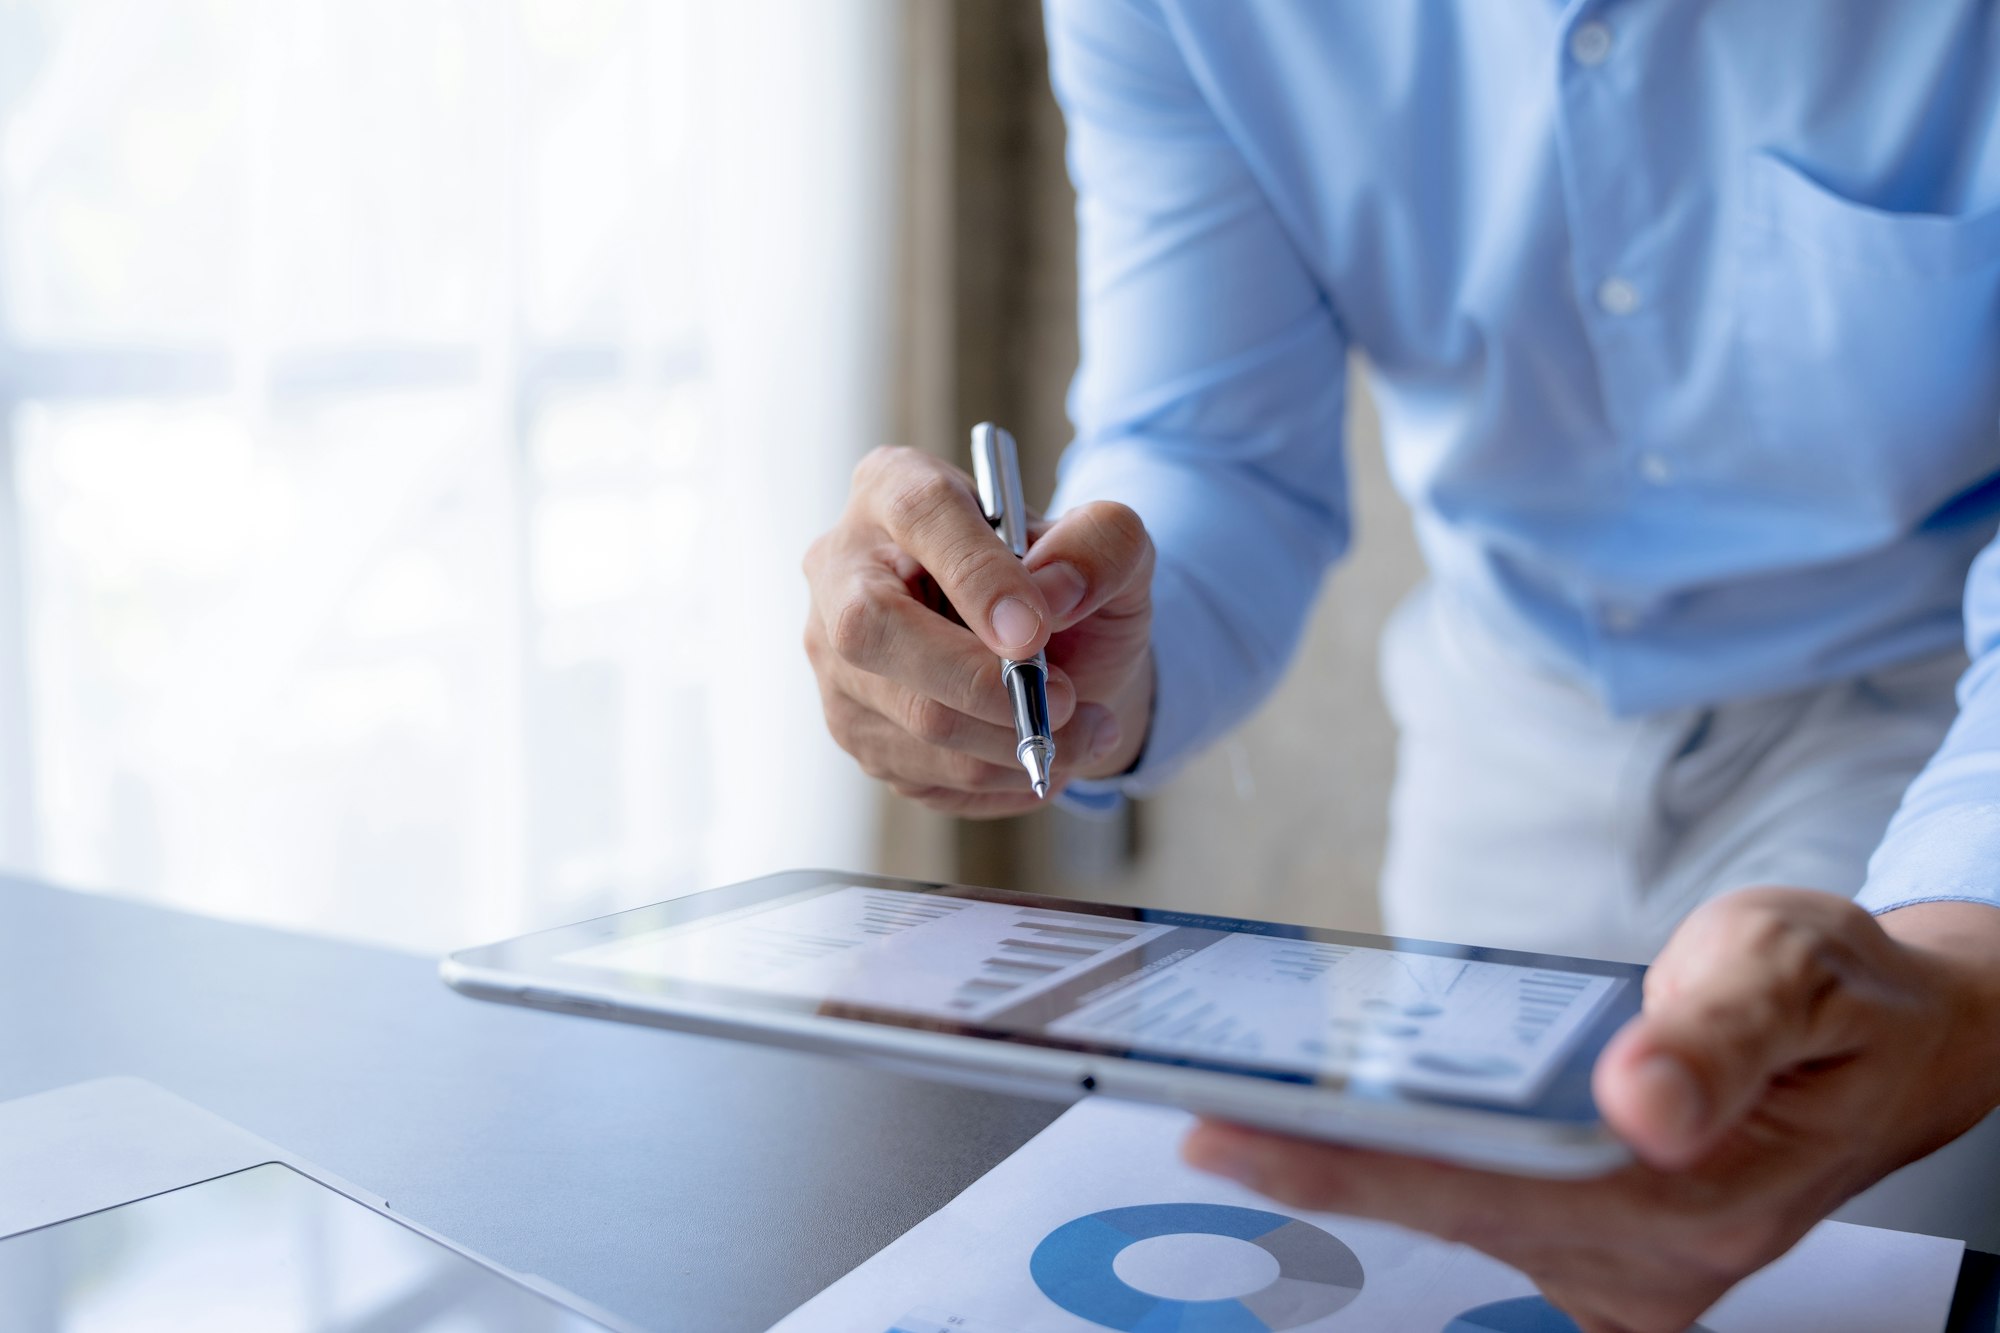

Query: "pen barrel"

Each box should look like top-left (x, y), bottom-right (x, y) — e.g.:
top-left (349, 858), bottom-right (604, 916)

top-left (971, 423), bottom-right (1030, 557)
top-left (1002, 656), bottom-right (1052, 745)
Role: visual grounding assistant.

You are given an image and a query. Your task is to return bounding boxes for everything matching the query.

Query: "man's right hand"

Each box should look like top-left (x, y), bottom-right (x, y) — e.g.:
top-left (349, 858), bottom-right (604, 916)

top-left (803, 445), bottom-right (1155, 817)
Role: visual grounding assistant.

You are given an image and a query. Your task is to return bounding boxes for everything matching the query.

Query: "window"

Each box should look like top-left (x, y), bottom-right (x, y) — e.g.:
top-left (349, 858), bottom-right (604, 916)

top-left (0, 0), bottom-right (895, 951)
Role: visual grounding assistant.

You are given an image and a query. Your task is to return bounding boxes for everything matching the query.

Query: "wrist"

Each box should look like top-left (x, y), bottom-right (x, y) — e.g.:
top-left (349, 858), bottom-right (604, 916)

top-left (1879, 900), bottom-right (2000, 1128)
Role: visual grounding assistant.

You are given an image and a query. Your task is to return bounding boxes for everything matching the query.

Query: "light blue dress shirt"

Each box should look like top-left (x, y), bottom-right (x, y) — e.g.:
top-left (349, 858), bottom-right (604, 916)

top-left (1042, 0), bottom-right (2000, 916)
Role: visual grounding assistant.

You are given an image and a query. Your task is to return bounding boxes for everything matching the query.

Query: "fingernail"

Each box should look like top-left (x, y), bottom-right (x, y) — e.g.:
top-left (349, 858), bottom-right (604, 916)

top-left (1635, 1053), bottom-right (1708, 1146)
top-left (989, 597), bottom-right (1041, 653)
top-left (1090, 717), bottom-right (1122, 762)
top-left (1032, 562), bottom-right (1088, 621)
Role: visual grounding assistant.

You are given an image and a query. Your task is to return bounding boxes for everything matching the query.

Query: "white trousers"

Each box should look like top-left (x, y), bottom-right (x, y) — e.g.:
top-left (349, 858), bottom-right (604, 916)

top-left (1376, 583), bottom-right (2000, 1244)
top-left (1379, 584), bottom-right (1963, 964)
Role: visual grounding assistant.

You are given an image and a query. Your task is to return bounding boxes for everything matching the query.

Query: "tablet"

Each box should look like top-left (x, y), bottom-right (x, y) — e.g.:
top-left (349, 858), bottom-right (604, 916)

top-left (0, 1077), bottom-right (636, 1333)
top-left (441, 870), bottom-right (1646, 1177)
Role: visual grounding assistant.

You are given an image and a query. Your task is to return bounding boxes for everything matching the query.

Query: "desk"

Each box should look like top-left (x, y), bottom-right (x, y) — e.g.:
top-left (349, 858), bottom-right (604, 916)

top-left (1, 877), bottom-right (1994, 1331)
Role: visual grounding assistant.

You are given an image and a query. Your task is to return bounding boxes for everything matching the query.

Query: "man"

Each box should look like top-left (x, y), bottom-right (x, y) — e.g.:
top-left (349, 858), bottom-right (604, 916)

top-left (803, 4), bottom-right (2000, 1329)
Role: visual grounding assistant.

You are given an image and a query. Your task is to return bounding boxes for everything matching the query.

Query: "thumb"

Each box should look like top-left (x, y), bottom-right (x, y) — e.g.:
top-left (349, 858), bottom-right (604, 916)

top-left (1593, 1023), bottom-right (1723, 1170)
top-left (1023, 500), bottom-right (1154, 633)
top-left (1592, 889), bottom-right (1876, 1169)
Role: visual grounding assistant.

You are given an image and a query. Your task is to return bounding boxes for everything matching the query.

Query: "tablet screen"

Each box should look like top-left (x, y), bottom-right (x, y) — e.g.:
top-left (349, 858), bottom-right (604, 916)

top-left (0, 1163), bottom-right (614, 1332)
top-left (558, 883), bottom-right (1623, 1108)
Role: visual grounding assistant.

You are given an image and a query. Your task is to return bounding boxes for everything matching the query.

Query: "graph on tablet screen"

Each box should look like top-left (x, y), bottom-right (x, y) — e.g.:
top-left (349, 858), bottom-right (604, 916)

top-left (562, 887), bottom-right (1616, 1104)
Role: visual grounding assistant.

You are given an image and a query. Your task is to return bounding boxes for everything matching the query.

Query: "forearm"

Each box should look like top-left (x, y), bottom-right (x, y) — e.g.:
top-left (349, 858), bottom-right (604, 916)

top-left (1052, 439), bottom-right (1344, 791)
top-left (1046, 0), bottom-right (1353, 795)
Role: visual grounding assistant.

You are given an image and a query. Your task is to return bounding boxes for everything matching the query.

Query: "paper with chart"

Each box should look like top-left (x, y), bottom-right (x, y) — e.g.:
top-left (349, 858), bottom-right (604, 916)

top-left (767, 1098), bottom-right (1963, 1333)
top-left (562, 885), bottom-right (1619, 1103)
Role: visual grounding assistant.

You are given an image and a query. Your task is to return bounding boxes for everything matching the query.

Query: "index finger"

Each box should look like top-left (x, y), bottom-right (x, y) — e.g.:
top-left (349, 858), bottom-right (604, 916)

top-left (1180, 1120), bottom-right (1614, 1249)
top-left (854, 446), bottom-right (1050, 658)
top-left (818, 562), bottom-right (1078, 730)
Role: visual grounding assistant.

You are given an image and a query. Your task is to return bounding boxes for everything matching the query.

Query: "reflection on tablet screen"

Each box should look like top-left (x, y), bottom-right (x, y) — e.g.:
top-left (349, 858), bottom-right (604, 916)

top-left (561, 884), bottom-right (1620, 1106)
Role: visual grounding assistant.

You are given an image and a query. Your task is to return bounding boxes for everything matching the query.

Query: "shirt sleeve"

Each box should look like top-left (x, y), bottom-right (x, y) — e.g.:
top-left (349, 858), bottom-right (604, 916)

top-left (1042, 0), bottom-right (1350, 804)
top-left (1860, 536), bottom-right (2000, 913)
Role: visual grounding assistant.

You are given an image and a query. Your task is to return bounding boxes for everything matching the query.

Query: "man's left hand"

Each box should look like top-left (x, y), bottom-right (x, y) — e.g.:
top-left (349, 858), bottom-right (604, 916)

top-left (1183, 889), bottom-right (2000, 1333)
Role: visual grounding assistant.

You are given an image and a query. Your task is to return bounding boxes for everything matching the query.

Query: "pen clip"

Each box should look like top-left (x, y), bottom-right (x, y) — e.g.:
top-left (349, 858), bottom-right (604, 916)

top-left (970, 422), bottom-right (1029, 558)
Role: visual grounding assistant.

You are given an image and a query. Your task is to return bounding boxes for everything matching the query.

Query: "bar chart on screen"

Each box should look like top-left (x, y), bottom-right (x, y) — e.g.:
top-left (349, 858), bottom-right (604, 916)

top-left (562, 888), bottom-right (1174, 1021)
top-left (1046, 934), bottom-right (1617, 1104)
top-left (953, 911), bottom-right (1162, 1012)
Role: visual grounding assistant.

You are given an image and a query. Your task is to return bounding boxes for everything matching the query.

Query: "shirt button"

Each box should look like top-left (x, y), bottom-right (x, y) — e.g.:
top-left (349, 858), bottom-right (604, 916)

top-left (1596, 277), bottom-right (1640, 316)
top-left (1638, 452), bottom-right (1672, 485)
top-left (1570, 21), bottom-right (1614, 66)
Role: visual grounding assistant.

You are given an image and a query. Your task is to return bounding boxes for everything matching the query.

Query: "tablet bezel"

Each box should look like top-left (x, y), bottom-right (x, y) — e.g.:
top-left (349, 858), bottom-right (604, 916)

top-left (444, 869), bottom-right (1643, 1161)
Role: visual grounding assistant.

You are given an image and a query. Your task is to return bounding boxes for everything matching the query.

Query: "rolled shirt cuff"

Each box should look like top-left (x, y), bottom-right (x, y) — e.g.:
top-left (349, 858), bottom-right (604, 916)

top-left (1858, 803), bottom-right (2000, 914)
top-left (1047, 452), bottom-right (1334, 802)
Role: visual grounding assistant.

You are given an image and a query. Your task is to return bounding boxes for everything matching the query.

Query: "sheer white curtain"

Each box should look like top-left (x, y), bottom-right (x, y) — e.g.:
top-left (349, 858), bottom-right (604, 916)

top-left (0, 0), bottom-right (891, 952)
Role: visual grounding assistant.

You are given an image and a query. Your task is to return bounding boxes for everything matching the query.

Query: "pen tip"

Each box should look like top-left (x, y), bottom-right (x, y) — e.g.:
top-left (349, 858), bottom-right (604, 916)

top-left (1021, 739), bottom-right (1055, 801)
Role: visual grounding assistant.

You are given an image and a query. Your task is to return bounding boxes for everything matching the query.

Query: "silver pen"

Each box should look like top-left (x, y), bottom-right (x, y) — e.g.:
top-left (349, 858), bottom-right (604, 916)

top-left (971, 422), bottom-right (1056, 798)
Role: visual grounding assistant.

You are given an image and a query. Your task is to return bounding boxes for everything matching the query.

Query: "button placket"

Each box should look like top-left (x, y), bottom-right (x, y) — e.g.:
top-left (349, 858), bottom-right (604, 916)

top-left (1569, 21), bottom-right (1613, 67)
top-left (1596, 277), bottom-right (1640, 316)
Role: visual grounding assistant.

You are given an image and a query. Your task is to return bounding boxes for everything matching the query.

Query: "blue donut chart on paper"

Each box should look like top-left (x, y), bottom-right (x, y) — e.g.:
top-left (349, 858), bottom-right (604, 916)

top-left (1028, 1202), bottom-right (1363, 1332)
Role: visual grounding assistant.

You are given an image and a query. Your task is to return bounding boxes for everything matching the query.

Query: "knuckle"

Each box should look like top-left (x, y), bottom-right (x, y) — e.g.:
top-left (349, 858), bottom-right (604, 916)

top-left (936, 544), bottom-right (1013, 608)
top-left (1696, 895), bottom-right (1849, 1011)
top-left (903, 695), bottom-right (960, 747)
top-left (1084, 499), bottom-right (1150, 557)
top-left (1734, 897), bottom-right (1800, 951)
top-left (829, 589), bottom-right (886, 666)
top-left (883, 469), bottom-right (958, 540)
top-left (950, 654), bottom-right (1001, 716)
top-left (853, 443), bottom-right (911, 491)
top-left (1747, 914), bottom-right (1835, 998)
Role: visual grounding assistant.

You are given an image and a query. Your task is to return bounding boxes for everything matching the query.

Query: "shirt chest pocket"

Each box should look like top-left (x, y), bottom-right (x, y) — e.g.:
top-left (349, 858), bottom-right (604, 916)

top-left (1735, 151), bottom-right (2000, 524)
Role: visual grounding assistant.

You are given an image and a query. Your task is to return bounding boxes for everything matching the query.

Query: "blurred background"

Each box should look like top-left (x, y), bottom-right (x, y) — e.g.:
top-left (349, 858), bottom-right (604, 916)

top-left (0, 0), bottom-right (1420, 958)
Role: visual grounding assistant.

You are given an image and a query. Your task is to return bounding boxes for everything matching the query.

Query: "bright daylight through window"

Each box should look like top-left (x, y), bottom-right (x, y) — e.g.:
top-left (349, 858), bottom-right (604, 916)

top-left (0, 0), bottom-right (892, 952)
